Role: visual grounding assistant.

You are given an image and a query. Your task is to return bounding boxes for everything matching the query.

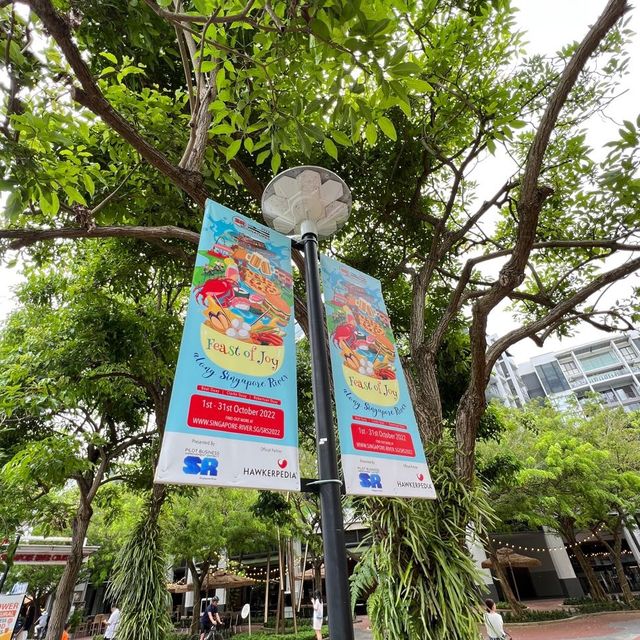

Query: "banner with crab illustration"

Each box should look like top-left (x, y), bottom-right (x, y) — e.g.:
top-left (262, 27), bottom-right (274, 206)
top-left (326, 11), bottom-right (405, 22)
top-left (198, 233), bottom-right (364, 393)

top-left (155, 200), bottom-right (300, 491)
top-left (320, 255), bottom-right (436, 499)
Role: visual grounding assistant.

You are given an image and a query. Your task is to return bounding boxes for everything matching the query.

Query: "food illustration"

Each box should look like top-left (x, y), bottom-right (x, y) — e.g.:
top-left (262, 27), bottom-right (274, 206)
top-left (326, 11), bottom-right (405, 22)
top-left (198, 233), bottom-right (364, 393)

top-left (325, 275), bottom-right (400, 405)
top-left (193, 220), bottom-right (293, 376)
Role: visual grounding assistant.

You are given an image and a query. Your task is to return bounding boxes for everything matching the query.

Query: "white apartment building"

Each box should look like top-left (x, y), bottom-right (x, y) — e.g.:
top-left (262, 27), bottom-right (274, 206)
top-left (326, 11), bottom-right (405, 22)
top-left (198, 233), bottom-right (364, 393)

top-left (513, 331), bottom-right (640, 411)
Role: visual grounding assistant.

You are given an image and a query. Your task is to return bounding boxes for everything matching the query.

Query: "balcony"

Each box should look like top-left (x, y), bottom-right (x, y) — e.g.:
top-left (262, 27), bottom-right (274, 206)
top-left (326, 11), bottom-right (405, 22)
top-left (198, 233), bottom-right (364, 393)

top-left (588, 369), bottom-right (627, 384)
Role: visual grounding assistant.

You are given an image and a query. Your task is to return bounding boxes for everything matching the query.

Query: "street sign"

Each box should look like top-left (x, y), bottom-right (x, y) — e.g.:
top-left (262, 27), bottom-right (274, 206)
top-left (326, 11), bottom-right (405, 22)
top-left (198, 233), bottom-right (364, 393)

top-left (320, 255), bottom-right (436, 499)
top-left (156, 201), bottom-right (300, 491)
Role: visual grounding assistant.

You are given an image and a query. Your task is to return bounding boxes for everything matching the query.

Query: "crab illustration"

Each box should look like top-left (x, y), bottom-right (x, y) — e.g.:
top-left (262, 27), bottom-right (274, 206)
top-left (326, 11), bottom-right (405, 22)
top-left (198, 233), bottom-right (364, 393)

top-left (194, 277), bottom-right (238, 306)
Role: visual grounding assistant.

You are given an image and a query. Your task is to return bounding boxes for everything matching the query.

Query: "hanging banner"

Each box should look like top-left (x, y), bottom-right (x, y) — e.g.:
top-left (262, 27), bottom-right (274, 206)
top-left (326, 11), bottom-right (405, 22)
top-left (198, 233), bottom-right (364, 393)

top-left (0, 594), bottom-right (24, 640)
top-left (155, 200), bottom-right (299, 491)
top-left (320, 256), bottom-right (436, 499)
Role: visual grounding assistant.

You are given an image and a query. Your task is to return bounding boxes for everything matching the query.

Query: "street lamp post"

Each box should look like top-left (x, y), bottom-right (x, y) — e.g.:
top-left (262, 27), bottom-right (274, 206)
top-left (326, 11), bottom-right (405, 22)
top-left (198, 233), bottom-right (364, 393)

top-left (262, 166), bottom-right (354, 640)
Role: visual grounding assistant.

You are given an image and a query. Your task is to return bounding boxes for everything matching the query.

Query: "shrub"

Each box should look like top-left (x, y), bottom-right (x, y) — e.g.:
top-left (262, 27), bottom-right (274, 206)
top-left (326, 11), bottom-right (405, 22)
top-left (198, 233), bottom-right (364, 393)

top-left (232, 627), bottom-right (327, 640)
top-left (503, 609), bottom-right (573, 623)
top-left (575, 600), bottom-right (640, 613)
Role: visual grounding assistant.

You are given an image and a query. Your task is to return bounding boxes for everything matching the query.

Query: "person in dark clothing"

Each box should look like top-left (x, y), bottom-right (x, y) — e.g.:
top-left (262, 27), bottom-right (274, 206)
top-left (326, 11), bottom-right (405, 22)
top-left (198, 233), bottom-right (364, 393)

top-left (199, 596), bottom-right (222, 640)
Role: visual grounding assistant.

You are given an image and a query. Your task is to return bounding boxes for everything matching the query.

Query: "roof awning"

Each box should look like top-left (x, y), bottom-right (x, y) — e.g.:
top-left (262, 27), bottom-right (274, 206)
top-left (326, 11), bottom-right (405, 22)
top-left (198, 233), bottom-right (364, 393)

top-left (2, 544), bottom-right (99, 565)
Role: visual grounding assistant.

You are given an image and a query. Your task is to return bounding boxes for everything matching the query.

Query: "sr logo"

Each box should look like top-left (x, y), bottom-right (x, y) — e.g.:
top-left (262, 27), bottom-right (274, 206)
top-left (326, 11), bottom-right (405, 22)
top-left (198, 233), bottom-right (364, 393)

top-left (359, 472), bottom-right (382, 489)
top-left (183, 455), bottom-right (219, 476)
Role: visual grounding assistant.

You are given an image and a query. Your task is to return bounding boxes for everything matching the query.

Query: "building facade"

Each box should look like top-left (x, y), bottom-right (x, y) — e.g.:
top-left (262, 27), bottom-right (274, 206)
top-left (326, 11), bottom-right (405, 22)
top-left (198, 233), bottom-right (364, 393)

top-left (489, 331), bottom-right (640, 412)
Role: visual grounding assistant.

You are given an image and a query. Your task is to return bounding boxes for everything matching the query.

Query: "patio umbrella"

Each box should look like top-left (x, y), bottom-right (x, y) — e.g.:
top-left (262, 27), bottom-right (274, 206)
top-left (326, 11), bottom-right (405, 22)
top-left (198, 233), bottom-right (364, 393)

top-left (482, 548), bottom-right (541, 601)
top-left (166, 580), bottom-right (191, 594)
top-left (201, 569), bottom-right (257, 590)
top-left (167, 570), bottom-right (256, 594)
top-left (301, 564), bottom-right (325, 580)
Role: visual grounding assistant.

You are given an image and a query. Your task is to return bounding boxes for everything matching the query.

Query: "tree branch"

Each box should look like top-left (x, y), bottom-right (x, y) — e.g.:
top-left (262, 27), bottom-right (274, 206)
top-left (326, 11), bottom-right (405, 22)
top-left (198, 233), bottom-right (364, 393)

top-left (0, 224), bottom-right (199, 250)
top-left (26, 0), bottom-right (210, 207)
top-left (487, 255), bottom-right (640, 369)
top-left (144, 0), bottom-right (256, 25)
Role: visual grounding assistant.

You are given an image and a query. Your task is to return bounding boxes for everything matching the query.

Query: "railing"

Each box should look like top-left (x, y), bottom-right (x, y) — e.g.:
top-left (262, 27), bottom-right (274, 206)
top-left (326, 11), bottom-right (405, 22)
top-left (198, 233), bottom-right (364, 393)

top-left (587, 369), bottom-right (628, 384)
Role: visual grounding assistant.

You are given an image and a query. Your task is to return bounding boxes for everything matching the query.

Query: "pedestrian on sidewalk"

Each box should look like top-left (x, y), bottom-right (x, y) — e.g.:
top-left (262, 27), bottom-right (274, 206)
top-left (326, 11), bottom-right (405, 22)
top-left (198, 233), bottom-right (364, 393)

top-left (35, 610), bottom-right (48, 639)
top-left (105, 604), bottom-right (121, 639)
top-left (484, 599), bottom-right (512, 640)
top-left (312, 590), bottom-right (324, 640)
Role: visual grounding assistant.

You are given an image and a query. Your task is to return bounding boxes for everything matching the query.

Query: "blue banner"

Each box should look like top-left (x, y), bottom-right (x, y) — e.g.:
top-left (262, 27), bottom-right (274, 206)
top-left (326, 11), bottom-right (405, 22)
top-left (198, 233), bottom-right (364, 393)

top-left (155, 200), bottom-right (299, 491)
top-left (320, 255), bottom-right (435, 498)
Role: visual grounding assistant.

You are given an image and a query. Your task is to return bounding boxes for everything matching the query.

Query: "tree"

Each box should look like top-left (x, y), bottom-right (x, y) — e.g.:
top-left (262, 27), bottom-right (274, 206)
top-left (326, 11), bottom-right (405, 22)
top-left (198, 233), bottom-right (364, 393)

top-left (2, 0), bottom-right (639, 636)
top-left (164, 487), bottom-right (273, 635)
top-left (488, 402), bottom-right (640, 604)
top-left (0, 240), bottom-right (183, 640)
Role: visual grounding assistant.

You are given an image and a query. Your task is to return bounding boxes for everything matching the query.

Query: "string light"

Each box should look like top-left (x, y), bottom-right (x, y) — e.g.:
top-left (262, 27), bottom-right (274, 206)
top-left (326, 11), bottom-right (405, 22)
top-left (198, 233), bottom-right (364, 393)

top-left (490, 524), bottom-right (607, 553)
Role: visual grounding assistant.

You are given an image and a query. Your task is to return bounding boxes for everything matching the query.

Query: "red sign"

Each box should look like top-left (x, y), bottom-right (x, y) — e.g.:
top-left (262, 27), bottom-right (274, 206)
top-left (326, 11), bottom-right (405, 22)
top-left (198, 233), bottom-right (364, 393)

top-left (187, 394), bottom-right (285, 439)
top-left (351, 423), bottom-right (416, 457)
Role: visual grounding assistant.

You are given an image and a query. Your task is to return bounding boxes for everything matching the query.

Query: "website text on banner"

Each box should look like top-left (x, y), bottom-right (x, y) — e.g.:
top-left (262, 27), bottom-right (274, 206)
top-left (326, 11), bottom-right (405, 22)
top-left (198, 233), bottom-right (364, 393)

top-left (320, 255), bottom-right (436, 499)
top-left (155, 200), bottom-right (300, 491)
top-left (0, 594), bottom-right (24, 640)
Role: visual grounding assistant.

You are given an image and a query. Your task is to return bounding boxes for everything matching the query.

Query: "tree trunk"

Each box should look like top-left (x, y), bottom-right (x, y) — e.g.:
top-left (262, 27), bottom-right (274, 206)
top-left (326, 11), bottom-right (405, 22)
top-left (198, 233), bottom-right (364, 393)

top-left (188, 559), bottom-right (202, 637)
top-left (313, 558), bottom-right (322, 594)
top-left (563, 527), bottom-right (607, 602)
top-left (612, 533), bottom-right (634, 604)
top-left (484, 539), bottom-right (523, 614)
top-left (598, 523), bottom-right (634, 605)
top-left (404, 353), bottom-right (443, 443)
top-left (454, 384), bottom-right (487, 482)
top-left (45, 499), bottom-right (92, 640)
top-left (264, 552), bottom-right (271, 625)
top-left (276, 537), bottom-right (286, 633)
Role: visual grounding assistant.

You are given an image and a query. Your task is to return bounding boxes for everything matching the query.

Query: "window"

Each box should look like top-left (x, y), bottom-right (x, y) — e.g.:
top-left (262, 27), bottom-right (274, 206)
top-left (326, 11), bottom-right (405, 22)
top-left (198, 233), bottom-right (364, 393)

top-left (615, 385), bottom-right (638, 401)
top-left (534, 362), bottom-right (570, 394)
top-left (522, 372), bottom-right (546, 399)
top-left (560, 360), bottom-right (580, 376)
top-left (600, 389), bottom-right (617, 405)
top-left (578, 351), bottom-right (619, 372)
top-left (618, 344), bottom-right (637, 361)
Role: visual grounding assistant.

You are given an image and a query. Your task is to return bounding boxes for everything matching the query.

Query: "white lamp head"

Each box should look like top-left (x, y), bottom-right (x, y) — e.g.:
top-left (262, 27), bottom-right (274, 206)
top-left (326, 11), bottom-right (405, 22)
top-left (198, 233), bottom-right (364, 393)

top-left (261, 166), bottom-right (352, 238)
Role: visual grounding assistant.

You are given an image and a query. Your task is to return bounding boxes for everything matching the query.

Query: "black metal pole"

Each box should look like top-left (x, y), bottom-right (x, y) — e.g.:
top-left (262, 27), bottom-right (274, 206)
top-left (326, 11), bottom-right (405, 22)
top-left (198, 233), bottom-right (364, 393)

top-left (302, 231), bottom-right (354, 640)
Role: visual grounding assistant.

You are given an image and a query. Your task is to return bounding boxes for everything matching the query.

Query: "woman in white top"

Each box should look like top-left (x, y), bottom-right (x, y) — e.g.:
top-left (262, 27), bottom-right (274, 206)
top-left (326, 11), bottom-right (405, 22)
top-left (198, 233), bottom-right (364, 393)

top-left (312, 590), bottom-right (323, 639)
top-left (484, 599), bottom-right (511, 640)
top-left (105, 605), bottom-right (121, 640)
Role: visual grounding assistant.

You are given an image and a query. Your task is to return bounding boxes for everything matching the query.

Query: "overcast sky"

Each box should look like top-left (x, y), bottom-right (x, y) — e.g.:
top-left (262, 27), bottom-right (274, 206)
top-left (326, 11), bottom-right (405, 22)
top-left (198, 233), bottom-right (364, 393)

top-left (482, 0), bottom-right (640, 362)
top-left (1, 1), bottom-right (639, 363)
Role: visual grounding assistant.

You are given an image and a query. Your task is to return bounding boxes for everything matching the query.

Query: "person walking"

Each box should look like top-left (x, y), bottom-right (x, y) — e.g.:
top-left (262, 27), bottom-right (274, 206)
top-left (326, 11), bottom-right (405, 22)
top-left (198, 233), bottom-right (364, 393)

top-left (483, 599), bottom-right (512, 640)
top-left (312, 590), bottom-right (323, 640)
top-left (105, 604), bottom-right (121, 639)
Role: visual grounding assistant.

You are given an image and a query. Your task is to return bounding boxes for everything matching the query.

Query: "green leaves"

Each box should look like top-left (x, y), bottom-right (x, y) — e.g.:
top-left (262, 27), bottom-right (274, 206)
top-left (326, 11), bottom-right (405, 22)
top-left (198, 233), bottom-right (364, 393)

top-left (377, 116), bottom-right (397, 141)
top-left (323, 136), bottom-right (338, 160)
top-left (225, 138), bottom-right (242, 161)
top-left (365, 122), bottom-right (378, 146)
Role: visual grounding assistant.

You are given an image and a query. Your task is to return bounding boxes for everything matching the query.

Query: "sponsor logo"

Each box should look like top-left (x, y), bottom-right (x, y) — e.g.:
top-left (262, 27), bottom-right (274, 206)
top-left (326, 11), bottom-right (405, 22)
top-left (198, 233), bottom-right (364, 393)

top-left (243, 467), bottom-right (297, 479)
top-left (277, 459), bottom-right (288, 469)
top-left (397, 479), bottom-right (434, 490)
top-left (183, 455), bottom-right (219, 476)
top-left (417, 473), bottom-right (424, 481)
top-left (359, 472), bottom-right (382, 489)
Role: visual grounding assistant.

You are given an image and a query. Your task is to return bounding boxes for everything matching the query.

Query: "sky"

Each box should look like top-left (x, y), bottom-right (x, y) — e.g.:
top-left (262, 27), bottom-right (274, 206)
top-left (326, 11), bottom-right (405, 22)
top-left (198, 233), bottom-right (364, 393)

top-left (480, 0), bottom-right (640, 362)
top-left (1, 1), bottom-right (639, 364)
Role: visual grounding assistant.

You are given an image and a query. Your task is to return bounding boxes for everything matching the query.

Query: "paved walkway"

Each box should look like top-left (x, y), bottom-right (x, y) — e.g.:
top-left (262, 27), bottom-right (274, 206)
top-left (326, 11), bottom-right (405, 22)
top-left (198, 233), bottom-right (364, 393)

top-left (353, 611), bottom-right (640, 640)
